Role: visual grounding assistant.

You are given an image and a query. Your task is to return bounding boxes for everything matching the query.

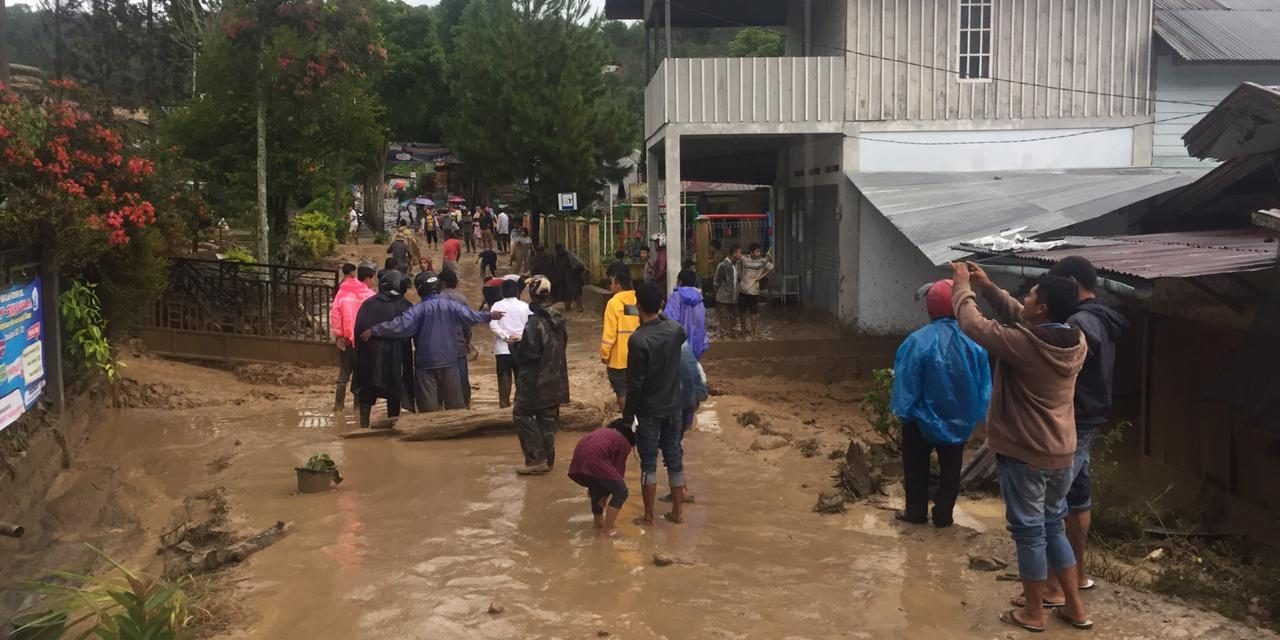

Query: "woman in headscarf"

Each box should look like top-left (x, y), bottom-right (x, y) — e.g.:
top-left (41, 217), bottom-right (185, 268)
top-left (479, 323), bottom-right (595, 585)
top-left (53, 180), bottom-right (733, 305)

top-left (352, 270), bottom-right (415, 428)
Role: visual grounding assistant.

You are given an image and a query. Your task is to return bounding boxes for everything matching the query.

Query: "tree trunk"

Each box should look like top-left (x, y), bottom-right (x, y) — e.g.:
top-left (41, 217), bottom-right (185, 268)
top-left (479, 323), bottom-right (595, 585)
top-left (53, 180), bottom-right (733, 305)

top-left (163, 521), bottom-right (293, 579)
top-left (0, 0), bottom-right (9, 85)
top-left (144, 0), bottom-right (153, 106)
top-left (387, 402), bottom-right (606, 442)
top-left (256, 81), bottom-right (270, 263)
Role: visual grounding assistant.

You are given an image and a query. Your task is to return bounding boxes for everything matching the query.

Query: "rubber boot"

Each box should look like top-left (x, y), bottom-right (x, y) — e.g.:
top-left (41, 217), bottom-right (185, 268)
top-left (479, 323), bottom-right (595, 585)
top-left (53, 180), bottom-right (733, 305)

top-left (358, 403), bottom-right (372, 429)
top-left (334, 383), bottom-right (347, 411)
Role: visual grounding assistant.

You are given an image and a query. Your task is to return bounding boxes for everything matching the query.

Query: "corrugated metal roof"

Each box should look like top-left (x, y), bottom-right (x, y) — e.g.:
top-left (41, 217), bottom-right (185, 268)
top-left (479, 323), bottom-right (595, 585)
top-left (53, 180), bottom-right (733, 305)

top-left (1155, 0), bottom-right (1227, 8)
top-left (1183, 82), bottom-right (1280, 160)
top-left (1018, 229), bottom-right (1279, 279)
top-left (847, 168), bottom-right (1203, 265)
top-left (1155, 9), bottom-right (1280, 62)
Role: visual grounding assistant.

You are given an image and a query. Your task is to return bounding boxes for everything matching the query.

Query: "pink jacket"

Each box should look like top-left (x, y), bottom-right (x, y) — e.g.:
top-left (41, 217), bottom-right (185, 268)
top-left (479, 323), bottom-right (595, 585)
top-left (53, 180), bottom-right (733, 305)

top-left (330, 278), bottom-right (374, 343)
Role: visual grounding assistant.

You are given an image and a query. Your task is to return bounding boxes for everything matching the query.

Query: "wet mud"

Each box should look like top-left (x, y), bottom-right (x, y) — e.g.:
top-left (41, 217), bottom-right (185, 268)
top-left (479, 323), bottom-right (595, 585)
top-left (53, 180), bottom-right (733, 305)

top-left (2, 238), bottom-right (1274, 640)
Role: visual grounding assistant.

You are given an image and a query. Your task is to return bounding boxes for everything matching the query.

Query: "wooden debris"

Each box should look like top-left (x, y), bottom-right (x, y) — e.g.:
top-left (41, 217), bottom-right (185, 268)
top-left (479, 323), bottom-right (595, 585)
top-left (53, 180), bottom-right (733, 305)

top-left (396, 402), bottom-right (606, 442)
top-left (164, 521), bottom-right (293, 578)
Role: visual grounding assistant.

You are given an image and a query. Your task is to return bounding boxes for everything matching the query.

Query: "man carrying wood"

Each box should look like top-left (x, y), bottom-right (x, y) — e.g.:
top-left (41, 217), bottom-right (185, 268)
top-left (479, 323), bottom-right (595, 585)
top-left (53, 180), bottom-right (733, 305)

top-left (512, 276), bottom-right (570, 476)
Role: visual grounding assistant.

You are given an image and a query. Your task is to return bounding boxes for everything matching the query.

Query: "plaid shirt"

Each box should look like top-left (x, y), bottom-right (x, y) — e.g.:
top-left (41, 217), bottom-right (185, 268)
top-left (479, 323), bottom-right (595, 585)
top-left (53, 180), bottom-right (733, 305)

top-left (568, 428), bottom-right (630, 483)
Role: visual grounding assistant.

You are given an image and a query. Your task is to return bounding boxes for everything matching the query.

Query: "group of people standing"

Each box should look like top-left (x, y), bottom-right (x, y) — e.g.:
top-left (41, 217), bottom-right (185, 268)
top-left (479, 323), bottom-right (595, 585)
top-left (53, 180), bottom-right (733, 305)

top-left (890, 255), bottom-right (1126, 633)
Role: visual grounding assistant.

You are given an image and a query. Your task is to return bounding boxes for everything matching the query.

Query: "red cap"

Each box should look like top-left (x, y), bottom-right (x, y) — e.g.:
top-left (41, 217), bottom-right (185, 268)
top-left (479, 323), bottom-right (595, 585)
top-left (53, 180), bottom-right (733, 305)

top-left (926, 279), bottom-right (954, 319)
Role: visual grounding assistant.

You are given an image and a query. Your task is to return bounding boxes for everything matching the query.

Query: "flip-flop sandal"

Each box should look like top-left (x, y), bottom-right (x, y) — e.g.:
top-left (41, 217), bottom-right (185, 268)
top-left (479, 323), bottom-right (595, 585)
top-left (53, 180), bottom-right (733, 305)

top-left (1079, 578), bottom-right (1097, 591)
top-left (1010, 595), bottom-right (1066, 608)
top-left (1000, 610), bottom-right (1045, 633)
top-left (1053, 607), bottom-right (1094, 630)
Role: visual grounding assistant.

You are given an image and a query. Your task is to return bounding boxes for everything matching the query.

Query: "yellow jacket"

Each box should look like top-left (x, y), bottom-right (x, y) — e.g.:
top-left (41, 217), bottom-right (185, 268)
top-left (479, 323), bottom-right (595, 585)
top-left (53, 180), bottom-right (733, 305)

top-left (600, 289), bottom-right (641, 370)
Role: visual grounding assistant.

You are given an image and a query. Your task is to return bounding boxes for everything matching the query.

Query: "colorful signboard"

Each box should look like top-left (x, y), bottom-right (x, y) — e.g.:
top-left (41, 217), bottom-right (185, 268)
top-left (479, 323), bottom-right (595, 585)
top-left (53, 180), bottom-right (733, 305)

top-left (0, 276), bottom-right (45, 433)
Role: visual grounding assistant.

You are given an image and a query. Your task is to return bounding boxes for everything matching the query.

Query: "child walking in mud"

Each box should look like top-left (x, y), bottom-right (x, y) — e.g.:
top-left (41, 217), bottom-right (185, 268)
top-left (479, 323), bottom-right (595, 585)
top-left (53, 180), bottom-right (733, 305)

top-left (568, 419), bottom-right (636, 536)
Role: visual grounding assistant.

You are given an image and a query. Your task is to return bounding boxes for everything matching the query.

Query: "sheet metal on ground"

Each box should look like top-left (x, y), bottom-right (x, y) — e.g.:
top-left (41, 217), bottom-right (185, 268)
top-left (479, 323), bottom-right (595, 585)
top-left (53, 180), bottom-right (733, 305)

top-left (1016, 228), bottom-right (1279, 279)
top-left (847, 168), bottom-right (1203, 265)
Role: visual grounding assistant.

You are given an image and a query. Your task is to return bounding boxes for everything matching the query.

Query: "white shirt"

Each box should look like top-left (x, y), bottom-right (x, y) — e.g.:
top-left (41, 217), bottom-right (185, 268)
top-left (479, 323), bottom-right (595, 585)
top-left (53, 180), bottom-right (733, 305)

top-left (496, 212), bottom-right (510, 234)
top-left (490, 297), bottom-right (532, 356)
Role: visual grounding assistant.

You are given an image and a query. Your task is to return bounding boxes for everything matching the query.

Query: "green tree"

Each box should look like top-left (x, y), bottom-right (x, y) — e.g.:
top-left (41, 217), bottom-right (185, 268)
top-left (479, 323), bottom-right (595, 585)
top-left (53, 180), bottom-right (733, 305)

top-left (728, 26), bottom-right (783, 58)
top-left (446, 0), bottom-right (632, 241)
top-left (163, 0), bottom-right (384, 261)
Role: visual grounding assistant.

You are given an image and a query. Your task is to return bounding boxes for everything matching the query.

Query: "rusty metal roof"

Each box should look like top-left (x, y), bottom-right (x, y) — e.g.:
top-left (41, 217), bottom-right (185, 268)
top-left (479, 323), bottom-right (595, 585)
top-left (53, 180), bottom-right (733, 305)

top-left (1018, 229), bottom-right (1279, 279)
top-left (1155, 2), bottom-right (1280, 62)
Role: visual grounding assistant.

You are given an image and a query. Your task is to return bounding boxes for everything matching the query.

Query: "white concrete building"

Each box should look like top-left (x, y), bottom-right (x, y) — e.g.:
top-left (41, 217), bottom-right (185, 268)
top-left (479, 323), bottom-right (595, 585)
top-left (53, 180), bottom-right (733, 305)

top-left (606, 0), bottom-right (1217, 334)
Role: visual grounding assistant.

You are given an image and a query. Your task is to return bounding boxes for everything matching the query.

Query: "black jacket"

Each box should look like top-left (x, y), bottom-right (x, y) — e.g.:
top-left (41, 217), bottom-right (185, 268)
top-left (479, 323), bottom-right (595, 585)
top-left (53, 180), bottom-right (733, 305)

top-left (514, 303), bottom-right (570, 411)
top-left (1068, 298), bottom-right (1129, 427)
top-left (353, 292), bottom-right (414, 403)
top-left (624, 315), bottom-right (687, 419)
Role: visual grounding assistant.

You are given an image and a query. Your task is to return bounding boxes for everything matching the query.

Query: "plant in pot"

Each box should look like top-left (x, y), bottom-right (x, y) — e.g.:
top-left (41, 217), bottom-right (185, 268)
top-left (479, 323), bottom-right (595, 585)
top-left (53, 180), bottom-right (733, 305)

top-left (296, 453), bottom-right (343, 493)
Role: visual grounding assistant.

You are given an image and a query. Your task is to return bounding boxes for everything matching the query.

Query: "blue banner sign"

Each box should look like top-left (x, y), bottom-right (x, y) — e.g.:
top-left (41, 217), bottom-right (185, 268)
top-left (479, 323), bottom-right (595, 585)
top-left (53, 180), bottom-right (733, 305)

top-left (0, 276), bottom-right (45, 432)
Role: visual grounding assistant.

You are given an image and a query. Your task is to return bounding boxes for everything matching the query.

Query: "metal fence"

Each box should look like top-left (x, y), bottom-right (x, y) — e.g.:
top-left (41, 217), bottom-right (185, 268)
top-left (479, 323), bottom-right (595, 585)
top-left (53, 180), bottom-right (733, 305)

top-left (149, 259), bottom-right (338, 343)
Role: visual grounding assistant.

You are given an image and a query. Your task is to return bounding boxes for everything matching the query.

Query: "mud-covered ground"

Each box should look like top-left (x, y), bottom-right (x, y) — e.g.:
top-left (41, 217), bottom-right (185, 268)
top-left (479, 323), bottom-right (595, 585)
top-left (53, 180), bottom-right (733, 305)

top-left (1, 237), bottom-right (1275, 639)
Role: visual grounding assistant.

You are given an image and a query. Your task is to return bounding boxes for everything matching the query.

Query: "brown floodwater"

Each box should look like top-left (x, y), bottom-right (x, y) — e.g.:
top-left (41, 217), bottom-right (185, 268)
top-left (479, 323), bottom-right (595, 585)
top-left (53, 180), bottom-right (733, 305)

top-left (18, 399), bottom-right (1271, 640)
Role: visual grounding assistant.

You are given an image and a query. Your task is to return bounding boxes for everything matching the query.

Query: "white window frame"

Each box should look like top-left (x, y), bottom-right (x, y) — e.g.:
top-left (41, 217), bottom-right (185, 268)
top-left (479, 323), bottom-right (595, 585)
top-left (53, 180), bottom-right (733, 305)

top-left (957, 0), bottom-right (993, 82)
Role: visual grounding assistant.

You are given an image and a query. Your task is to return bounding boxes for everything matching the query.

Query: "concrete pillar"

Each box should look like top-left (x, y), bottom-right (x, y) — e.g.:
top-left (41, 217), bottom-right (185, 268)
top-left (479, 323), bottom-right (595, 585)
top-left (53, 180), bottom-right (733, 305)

top-left (646, 146), bottom-right (660, 245)
top-left (664, 131), bottom-right (681, 292)
top-left (587, 219), bottom-right (602, 281)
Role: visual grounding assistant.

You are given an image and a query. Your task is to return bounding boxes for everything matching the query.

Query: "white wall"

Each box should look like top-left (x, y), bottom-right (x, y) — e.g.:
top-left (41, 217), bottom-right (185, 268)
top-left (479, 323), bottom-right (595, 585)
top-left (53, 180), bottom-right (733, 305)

top-left (855, 195), bottom-right (942, 335)
top-left (856, 128), bottom-right (1136, 172)
top-left (1153, 52), bottom-right (1280, 167)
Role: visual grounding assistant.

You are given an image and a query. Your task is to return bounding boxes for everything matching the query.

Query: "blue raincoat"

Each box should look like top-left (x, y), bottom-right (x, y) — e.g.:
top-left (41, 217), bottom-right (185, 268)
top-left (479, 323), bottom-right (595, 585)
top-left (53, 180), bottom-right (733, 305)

top-left (667, 286), bottom-right (709, 360)
top-left (890, 317), bottom-right (992, 445)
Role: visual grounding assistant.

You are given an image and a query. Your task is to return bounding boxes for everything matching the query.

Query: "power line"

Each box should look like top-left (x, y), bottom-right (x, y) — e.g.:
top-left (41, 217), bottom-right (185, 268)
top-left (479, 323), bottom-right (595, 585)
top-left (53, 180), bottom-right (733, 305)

top-left (665, 1), bottom-right (1222, 110)
top-left (847, 110), bottom-right (1210, 146)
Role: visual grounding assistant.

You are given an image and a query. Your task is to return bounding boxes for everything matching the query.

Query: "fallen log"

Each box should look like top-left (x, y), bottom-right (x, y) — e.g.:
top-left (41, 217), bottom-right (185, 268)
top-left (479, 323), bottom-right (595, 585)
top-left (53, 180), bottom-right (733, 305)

top-left (338, 427), bottom-right (404, 440)
top-left (397, 402), bottom-right (607, 442)
top-left (164, 521), bottom-right (293, 579)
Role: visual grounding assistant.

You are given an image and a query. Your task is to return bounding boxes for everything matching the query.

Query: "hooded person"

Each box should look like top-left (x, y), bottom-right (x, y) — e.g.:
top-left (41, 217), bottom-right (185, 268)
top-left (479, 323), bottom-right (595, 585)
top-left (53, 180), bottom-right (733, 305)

top-left (667, 269), bottom-right (710, 360)
top-left (352, 270), bottom-right (414, 428)
top-left (890, 279), bottom-right (991, 527)
top-left (952, 261), bottom-right (1091, 633)
top-left (1035, 256), bottom-right (1130, 601)
top-left (364, 271), bottom-right (502, 412)
top-left (512, 275), bottom-right (570, 476)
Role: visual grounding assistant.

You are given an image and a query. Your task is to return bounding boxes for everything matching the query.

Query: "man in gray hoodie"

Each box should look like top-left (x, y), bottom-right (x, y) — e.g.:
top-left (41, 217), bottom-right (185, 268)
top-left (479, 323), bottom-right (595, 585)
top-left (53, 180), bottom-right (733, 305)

top-left (952, 261), bottom-right (1091, 633)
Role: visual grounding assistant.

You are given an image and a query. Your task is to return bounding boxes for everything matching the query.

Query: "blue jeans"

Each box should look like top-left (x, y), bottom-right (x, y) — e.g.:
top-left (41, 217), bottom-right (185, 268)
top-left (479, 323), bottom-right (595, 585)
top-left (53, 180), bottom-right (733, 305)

top-left (996, 454), bottom-right (1075, 582)
top-left (1066, 426), bottom-right (1099, 512)
top-left (637, 415), bottom-right (684, 487)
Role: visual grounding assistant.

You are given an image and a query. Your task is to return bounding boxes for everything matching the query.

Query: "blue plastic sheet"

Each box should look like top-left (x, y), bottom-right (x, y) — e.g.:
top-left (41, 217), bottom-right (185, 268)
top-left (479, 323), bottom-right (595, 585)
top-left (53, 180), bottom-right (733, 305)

top-left (890, 318), bottom-right (992, 445)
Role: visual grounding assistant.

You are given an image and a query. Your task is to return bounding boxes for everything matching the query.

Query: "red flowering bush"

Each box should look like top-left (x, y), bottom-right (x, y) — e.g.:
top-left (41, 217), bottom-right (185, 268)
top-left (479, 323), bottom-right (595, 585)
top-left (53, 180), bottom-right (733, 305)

top-left (0, 82), bottom-right (161, 269)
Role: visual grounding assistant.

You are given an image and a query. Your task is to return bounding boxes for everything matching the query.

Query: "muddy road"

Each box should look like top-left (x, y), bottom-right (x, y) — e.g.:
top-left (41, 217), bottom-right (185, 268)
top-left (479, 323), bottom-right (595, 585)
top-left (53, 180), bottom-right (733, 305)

top-left (1, 240), bottom-right (1273, 640)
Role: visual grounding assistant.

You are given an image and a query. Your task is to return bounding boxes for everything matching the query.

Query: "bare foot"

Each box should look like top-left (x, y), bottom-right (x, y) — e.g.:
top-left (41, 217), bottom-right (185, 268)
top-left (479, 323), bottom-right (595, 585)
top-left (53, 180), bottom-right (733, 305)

top-left (633, 516), bottom-right (654, 527)
top-left (663, 512), bottom-right (684, 524)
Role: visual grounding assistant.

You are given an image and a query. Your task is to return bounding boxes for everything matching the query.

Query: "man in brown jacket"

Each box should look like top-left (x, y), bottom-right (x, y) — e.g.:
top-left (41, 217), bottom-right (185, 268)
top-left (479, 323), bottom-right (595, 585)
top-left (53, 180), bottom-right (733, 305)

top-left (952, 261), bottom-right (1092, 633)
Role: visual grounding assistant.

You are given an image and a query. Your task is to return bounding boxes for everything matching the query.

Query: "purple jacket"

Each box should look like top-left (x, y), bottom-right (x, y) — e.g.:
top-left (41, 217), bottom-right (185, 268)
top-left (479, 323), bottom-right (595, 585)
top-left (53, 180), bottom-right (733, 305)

top-left (370, 294), bottom-right (491, 369)
top-left (668, 286), bottom-right (709, 360)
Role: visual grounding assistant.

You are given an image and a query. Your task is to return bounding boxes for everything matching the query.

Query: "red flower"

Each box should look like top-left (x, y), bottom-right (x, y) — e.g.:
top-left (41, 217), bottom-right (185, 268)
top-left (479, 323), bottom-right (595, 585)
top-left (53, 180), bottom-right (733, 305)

top-left (126, 157), bottom-right (154, 177)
